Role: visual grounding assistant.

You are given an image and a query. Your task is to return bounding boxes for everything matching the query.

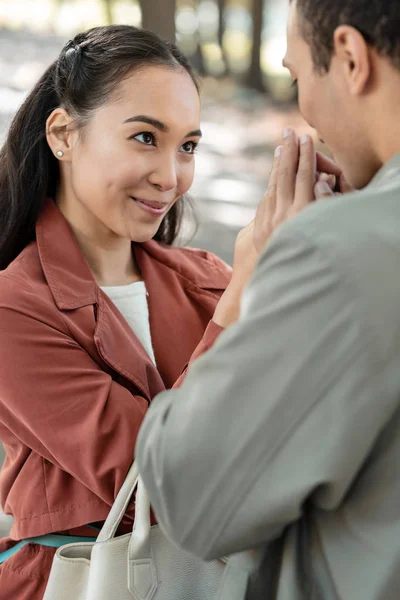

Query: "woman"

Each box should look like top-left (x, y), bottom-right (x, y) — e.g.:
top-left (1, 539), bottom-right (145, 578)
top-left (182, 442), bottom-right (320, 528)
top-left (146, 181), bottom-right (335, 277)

top-left (0, 21), bottom-right (329, 597)
top-left (0, 24), bottom-right (265, 599)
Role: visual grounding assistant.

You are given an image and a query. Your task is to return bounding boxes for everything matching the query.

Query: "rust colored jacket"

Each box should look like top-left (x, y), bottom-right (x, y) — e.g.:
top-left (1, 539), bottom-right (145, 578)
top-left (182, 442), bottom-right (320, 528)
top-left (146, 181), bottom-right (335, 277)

top-left (0, 199), bottom-right (230, 596)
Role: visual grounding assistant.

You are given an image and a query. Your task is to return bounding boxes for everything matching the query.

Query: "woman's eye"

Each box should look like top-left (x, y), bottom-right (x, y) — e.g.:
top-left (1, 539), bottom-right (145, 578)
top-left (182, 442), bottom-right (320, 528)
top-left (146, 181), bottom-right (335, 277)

top-left (133, 132), bottom-right (155, 145)
top-left (180, 141), bottom-right (198, 154)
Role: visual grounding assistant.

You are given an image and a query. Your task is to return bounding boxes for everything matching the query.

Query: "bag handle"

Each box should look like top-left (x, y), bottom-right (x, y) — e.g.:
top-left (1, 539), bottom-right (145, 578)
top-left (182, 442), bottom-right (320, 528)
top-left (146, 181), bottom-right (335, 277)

top-left (93, 460), bottom-right (239, 600)
top-left (96, 461), bottom-right (158, 599)
top-left (96, 460), bottom-right (139, 543)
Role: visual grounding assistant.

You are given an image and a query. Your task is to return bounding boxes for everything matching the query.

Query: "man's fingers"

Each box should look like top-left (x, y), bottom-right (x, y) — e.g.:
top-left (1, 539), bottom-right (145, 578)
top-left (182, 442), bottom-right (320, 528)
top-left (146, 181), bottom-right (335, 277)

top-left (277, 128), bottom-right (299, 212)
top-left (294, 134), bottom-right (316, 207)
top-left (314, 181), bottom-right (335, 199)
top-left (316, 152), bottom-right (342, 177)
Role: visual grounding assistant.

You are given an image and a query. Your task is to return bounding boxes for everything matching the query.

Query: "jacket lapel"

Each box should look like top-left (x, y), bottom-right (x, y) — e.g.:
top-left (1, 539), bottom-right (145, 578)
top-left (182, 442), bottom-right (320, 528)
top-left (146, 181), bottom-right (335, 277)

top-left (36, 200), bottom-right (164, 401)
top-left (36, 201), bottom-right (230, 398)
top-left (94, 289), bottom-right (165, 400)
top-left (135, 242), bottom-right (230, 388)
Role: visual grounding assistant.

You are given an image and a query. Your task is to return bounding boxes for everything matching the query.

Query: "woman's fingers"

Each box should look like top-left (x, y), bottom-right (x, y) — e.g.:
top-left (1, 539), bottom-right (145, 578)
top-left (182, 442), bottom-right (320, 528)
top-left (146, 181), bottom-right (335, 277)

top-left (294, 135), bottom-right (316, 209)
top-left (261, 145), bottom-right (282, 215)
top-left (253, 132), bottom-right (347, 255)
top-left (254, 145), bottom-right (282, 253)
top-left (276, 129), bottom-right (299, 215)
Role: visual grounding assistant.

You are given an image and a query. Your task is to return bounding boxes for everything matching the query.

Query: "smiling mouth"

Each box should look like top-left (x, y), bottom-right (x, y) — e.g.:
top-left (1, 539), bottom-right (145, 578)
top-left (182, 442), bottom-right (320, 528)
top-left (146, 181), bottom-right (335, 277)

top-left (130, 196), bottom-right (169, 216)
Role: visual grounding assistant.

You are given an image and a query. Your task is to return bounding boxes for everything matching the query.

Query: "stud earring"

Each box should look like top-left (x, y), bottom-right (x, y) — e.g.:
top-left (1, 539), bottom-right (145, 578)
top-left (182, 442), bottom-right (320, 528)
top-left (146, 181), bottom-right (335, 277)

top-left (56, 151), bottom-right (64, 158)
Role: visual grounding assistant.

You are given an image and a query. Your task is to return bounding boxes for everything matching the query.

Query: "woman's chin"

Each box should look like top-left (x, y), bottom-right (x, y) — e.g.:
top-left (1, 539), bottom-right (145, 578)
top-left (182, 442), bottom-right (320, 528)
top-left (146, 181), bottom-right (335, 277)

top-left (127, 224), bottom-right (163, 244)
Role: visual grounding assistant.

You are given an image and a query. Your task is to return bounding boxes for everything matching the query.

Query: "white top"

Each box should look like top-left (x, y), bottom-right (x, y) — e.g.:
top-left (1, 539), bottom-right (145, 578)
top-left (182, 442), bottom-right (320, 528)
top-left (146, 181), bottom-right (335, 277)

top-left (101, 281), bottom-right (156, 365)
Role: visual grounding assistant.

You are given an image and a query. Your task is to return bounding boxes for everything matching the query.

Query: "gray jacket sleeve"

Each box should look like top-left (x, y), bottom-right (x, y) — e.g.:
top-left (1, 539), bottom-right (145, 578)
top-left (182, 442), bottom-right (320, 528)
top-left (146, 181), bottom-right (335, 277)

top-left (136, 226), bottom-right (386, 560)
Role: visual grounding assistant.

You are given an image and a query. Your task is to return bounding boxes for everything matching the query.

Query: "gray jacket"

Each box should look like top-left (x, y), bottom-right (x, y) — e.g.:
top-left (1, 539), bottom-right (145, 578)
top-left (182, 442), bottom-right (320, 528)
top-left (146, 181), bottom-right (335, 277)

top-left (136, 155), bottom-right (400, 599)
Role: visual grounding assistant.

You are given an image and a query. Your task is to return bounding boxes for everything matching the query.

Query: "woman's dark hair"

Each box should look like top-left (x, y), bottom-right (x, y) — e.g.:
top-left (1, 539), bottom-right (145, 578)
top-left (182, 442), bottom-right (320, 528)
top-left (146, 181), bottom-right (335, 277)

top-left (294, 0), bottom-right (400, 73)
top-left (0, 25), bottom-right (199, 269)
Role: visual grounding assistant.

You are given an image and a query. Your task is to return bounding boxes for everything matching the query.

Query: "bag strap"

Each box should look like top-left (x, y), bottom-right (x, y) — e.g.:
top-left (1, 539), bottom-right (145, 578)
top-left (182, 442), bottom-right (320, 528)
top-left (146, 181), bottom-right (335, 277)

top-left (96, 457), bottom-right (153, 558)
top-left (0, 534), bottom-right (97, 565)
top-left (96, 460), bottom-right (139, 542)
top-left (96, 460), bottom-right (157, 599)
top-left (128, 476), bottom-right (152, 559)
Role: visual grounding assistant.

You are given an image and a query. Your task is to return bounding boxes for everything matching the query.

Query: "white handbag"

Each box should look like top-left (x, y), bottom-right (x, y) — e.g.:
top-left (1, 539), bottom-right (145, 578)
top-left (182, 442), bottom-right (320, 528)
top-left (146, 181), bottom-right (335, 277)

top-left (43, 461), bottom-right (253, 600)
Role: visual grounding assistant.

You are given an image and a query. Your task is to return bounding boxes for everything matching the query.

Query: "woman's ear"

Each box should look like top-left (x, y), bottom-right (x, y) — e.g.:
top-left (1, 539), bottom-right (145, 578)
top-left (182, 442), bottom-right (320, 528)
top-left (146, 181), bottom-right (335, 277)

top-left (46, 108), bottom-right (75, 161)
top-left (333, 25), bottom-right (372, 96)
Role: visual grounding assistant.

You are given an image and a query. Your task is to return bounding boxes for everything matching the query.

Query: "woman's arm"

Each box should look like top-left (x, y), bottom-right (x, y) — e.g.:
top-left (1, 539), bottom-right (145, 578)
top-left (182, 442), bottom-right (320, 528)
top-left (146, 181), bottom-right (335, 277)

top-left (0, 300), bottom-right (147, 507)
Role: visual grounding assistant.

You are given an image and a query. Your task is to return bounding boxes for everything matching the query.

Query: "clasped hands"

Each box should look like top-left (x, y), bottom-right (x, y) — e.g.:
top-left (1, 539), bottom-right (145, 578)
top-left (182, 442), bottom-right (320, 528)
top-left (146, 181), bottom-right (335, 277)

top-left (213, 128), bottom-right (353, 328)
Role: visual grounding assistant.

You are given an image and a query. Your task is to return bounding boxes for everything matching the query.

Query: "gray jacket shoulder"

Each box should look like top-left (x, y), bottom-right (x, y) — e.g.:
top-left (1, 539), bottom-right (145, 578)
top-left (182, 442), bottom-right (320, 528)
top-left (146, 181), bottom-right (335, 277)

top-left (273, 182), bottom-right (400, 367)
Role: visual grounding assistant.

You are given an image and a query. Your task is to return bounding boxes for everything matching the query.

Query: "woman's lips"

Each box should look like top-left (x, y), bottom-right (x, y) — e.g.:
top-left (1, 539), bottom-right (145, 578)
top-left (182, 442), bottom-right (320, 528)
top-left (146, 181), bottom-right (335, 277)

top-left (131, 197), bottom-right (168, 217)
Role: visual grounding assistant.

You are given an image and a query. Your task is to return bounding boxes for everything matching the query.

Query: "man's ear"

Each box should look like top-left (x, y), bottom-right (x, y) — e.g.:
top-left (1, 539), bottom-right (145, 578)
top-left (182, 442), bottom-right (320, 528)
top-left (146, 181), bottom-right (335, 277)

top-left (333, 25), bottom-right (372, 95)
top-left (46, 108), bottom-right (76, 161)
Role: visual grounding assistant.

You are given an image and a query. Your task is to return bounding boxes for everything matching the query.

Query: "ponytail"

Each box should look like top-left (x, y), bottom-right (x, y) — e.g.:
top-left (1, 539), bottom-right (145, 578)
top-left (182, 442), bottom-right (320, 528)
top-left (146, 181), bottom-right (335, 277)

top-left (0, 62), bottom-right (60, 269)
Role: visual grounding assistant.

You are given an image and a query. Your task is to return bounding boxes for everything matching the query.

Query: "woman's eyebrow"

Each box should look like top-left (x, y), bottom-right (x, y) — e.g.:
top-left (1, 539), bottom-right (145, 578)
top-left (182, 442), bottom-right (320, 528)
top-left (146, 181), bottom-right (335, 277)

top-left (123, 115), bottom-right (202, 138)
top-left (185, 129), bottom-right (202, 138)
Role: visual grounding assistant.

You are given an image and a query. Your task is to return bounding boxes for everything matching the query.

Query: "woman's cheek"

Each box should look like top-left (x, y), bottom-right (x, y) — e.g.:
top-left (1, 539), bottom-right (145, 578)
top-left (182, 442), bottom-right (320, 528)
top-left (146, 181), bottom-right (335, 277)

top-left (179, 160), bottom-right (195, 195)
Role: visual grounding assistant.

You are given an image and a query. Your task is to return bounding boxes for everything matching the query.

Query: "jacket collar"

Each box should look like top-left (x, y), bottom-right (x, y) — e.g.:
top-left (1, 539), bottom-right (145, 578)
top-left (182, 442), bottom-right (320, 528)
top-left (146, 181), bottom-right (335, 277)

top-left (36, 199), bottom-right (226, 311)
top-left (36, 199), bottom-right (99, 310)
top-left (366, 152), bottom-right (400, 193)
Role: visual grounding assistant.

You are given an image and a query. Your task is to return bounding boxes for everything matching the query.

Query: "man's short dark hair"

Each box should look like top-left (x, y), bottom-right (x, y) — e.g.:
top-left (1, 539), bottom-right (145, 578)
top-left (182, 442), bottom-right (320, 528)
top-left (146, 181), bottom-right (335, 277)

top-left (294, 0), bottom-right (400, 73)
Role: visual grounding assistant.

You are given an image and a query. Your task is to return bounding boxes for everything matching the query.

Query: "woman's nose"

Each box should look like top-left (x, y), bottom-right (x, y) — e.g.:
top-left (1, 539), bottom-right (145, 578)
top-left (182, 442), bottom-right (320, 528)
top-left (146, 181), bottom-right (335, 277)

top-left (148, 155), bottom-right (178, 191)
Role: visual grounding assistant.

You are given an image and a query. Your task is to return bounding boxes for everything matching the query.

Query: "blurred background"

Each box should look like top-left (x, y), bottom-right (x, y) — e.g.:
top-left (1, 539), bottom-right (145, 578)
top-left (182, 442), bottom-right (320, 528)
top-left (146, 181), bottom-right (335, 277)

top-left (0, 0), bottom-right (316, 536)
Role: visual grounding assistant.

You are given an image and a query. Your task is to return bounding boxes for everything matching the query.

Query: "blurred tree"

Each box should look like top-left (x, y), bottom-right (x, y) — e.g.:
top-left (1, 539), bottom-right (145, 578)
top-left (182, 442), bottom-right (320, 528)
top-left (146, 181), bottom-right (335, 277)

top-left (217, 0), bottom-right (229, 75)
top-left (217, 0), bottom-right (225, 48)
top-left (102, 0), bottom-right (114, 24)
top-left (247, 0), bottom-right (264, 91)
top-left (190, 0), bottom-right (206, 75)
top-left (100, 0), bottom-right (114, 24)
top-left (51, 0), bottom-right (65, 31)
top-left (139, 0), bottom-right (176, 42)
top-left (191, 43), bottom-right (206, 75)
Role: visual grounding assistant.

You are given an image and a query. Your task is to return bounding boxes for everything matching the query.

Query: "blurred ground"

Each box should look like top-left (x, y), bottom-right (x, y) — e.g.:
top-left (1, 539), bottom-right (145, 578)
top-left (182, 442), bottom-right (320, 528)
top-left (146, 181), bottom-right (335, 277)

top-left (0, 26), bottom-right (311, 535)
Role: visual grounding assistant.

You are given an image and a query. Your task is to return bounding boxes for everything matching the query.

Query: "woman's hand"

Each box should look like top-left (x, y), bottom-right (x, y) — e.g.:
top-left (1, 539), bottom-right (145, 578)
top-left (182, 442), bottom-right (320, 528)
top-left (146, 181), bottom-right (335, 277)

top-left (213, 128), bottom-right (319, 328)
top-left (253, 129), bottom-right (317, 253)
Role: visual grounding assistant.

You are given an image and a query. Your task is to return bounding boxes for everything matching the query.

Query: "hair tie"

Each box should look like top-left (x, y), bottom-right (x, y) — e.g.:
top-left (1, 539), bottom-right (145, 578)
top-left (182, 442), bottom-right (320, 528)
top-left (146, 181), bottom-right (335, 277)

top-left (64, 40), bottom-right (83, 59)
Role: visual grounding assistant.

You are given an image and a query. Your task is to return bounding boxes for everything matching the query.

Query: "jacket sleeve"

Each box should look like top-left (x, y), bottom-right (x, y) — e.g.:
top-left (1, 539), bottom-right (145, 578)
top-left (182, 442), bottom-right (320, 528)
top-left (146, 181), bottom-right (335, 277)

top-left (0, 292), bottom-right (147, 507)
top-left (136, 227), bottom-right (389, 560)
top-left (173, 249), bottom-right (231, 388)
top-left (173, 321), bottom-right (224, 388)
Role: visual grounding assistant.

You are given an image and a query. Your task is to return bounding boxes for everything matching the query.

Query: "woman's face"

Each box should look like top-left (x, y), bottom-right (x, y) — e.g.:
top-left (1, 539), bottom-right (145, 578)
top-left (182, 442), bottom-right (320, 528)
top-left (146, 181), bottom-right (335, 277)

top-left (57, 66), bottom-right (201, 243)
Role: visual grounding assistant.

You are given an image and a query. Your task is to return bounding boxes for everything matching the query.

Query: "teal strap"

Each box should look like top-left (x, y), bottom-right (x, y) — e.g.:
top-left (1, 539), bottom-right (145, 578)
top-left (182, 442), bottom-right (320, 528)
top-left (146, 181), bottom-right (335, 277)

top-left (0, 534), bottom-right (97, 565)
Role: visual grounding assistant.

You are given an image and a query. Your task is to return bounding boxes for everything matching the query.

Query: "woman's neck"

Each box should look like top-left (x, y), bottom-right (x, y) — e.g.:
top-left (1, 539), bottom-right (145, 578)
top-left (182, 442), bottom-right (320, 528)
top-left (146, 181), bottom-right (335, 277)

top-left (75, 235), bottom-right (142, 287)
top-left (56, 196), bottom-right (143, 287)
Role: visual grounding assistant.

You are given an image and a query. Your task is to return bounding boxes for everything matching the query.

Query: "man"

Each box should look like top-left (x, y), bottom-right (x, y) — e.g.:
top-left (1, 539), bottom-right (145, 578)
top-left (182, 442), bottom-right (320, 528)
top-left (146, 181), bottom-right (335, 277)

top-left (136, 1), bottom-right (400, 598)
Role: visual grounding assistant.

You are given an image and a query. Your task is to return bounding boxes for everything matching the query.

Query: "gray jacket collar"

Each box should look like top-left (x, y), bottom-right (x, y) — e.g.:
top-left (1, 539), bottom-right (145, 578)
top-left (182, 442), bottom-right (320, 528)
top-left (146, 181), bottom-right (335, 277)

top-left (366, 153), bottom-right (400, 192)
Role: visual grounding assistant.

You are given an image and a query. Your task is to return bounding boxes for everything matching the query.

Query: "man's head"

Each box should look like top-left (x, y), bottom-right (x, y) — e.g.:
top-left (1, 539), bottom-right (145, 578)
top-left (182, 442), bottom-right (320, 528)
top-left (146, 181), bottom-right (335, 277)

top-left (284, 0), bottom-right (400, 188)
